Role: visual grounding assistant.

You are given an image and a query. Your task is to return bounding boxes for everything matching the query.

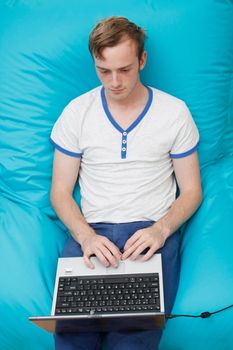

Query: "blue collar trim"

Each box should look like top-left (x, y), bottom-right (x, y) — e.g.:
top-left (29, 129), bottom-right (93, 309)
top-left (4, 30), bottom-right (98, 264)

top-left (101, 86), bottom-right (153, 134)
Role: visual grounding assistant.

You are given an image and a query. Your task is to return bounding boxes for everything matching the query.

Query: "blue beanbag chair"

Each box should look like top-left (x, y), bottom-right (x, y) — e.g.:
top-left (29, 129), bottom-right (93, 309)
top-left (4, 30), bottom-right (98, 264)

top-left (0, 1), bottom-right (233, 349)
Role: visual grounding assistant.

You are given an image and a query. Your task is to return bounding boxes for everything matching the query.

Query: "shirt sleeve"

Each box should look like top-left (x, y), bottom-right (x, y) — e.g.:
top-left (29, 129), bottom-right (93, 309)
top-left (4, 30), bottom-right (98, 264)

top-left (170, 104), bottom-right (199, 158)
top-left (50, 105), bottom-right (82, 158)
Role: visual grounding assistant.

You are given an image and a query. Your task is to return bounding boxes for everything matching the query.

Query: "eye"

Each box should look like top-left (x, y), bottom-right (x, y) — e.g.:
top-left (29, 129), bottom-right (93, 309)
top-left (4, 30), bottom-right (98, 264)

top-left (120, 68), bottom-right (130, 73)
top-left (100, 69), bottom-right (109, 74)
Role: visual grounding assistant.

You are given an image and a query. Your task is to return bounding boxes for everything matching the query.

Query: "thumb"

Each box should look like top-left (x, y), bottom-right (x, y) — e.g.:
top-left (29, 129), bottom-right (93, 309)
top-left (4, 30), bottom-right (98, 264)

top-left (83, 254), bottom-right (95, 269)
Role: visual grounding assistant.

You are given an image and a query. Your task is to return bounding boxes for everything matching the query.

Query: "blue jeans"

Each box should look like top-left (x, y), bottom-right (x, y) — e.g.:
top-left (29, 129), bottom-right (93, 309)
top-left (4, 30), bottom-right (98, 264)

top-left (55, 221), bottom-right (180, 350)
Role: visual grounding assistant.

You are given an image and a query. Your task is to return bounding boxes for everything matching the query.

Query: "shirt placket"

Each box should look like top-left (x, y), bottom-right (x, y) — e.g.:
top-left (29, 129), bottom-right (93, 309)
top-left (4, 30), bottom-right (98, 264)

top-left (121, 131), bottom-right (128, 159)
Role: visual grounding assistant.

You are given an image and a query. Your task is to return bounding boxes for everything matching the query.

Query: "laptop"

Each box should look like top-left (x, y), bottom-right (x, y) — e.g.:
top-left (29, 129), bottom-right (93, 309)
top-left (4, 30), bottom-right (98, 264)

top-left (29, 254), bottom-right (165, 333)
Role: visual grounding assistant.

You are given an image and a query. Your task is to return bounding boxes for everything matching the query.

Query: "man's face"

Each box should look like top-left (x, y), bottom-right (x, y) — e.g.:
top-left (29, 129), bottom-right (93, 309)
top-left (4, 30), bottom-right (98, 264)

top-left (94, 37), bottom-right (147, 102)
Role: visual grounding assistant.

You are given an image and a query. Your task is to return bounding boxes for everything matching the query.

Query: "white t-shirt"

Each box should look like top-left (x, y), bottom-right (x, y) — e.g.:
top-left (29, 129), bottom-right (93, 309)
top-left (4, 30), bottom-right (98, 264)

top-left (50, 86), bottom-right (199, 223)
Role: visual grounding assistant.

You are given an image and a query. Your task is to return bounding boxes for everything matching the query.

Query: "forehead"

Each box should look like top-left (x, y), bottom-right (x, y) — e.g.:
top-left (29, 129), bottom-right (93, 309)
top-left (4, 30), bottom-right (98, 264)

top-left (94, 38), bottom-right (138, 68)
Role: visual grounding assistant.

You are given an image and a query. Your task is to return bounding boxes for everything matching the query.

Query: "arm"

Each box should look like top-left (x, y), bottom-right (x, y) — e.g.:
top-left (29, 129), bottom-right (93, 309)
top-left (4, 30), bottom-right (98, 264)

top-left (50, 149), bottom-right (121, 268)
top-left (122, 151), bottom-right (203, 261)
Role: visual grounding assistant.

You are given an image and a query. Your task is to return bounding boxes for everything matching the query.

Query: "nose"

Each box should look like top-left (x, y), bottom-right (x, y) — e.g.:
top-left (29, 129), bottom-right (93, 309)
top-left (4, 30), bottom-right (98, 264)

top-left (111, 72), bottom-right (121, 88)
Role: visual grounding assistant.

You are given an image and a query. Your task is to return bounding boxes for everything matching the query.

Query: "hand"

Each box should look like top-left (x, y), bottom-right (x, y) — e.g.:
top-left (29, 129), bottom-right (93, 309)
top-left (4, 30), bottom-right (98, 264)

top-left (122, 225), bottom-right (166, 262)
top-left (80, 233), bottom-right (122, 269)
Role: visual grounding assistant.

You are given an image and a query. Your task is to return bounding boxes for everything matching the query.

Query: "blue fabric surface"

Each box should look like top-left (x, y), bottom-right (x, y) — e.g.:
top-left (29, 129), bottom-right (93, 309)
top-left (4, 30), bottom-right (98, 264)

top-left (0, 197), bottom-right (68, 350)
top-left (0, 1), bottom-right (233, 349)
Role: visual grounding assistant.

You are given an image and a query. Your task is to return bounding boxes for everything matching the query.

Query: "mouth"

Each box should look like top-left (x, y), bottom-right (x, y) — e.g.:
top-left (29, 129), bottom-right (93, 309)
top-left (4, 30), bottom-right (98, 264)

top-left (110, 89), bottom-right (125, 94)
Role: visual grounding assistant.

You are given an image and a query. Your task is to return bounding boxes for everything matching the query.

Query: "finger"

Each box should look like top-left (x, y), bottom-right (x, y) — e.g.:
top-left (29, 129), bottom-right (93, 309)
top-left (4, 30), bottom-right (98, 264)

top-left (99, 244), bottom-right (119, 267)
top-left (123, 231), bottom-right (142, 251)
top-left (141, 247), bottom-right (156, 262)
top-left (122, 245), bottom-right (137, 260)
top-left (95, 248), bottom-right (111, 267)
top-left (122, 238), bottom-right (144, 260)
top-left (129, 242), bottom-right (149, 261)
top-left (83, 254), bottom-right (95, 269)
top-left (102, 238), bottom-right (122, 261)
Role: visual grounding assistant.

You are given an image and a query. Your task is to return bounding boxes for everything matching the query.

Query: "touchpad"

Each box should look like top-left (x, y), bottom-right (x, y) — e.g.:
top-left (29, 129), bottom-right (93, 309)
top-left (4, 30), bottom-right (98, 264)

top-left (106, 261), bottom-right (125, 274)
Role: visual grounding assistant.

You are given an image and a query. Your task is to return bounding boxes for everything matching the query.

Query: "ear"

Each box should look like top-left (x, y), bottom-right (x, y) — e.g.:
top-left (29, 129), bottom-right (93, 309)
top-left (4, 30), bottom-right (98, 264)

top-left (139, 51), bottom-right (147, 70)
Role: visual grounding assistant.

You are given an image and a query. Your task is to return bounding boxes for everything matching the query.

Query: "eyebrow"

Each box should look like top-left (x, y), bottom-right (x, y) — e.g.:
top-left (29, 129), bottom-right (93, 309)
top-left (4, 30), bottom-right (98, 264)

top-left (96, 64), bottom-right (133, 71)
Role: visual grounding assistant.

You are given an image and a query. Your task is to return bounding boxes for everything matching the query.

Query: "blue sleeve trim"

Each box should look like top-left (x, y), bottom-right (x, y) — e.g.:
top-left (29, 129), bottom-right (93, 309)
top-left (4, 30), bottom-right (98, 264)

top-left (170, 142), bottom-right (199, 159)
top-left (50, 138), bottom-right (82, 158)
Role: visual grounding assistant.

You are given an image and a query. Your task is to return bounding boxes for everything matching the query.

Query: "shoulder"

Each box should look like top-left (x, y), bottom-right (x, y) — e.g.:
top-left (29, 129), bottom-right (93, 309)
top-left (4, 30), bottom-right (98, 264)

top-left (149, 87), bottom-right (194, 127)
top-left (67, 85), bottom-right (102, 115)
top-left (150, 87), bottom-right (187, 112)
top-left (52, 85), bottom-right (102, 142)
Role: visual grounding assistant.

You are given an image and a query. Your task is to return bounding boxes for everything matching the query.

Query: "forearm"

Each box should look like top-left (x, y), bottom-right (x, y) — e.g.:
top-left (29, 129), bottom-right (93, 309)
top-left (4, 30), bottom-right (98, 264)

top-left (153, 189), bottom-right (203, 241)
top-left (50, 190), bottom-right (96, 245)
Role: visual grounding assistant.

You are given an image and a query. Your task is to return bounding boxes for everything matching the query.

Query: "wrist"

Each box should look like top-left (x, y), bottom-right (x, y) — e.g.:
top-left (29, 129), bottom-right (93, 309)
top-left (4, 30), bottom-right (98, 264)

top-left (73, 225), bottom-right (96, 246)
top-left (152, 219), bottom-right (171, 241)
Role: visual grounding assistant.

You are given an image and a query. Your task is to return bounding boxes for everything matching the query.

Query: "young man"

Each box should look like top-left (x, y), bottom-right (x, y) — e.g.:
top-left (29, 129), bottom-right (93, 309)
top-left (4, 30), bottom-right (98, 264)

top-left (50, 16), bottom-right (202, 350)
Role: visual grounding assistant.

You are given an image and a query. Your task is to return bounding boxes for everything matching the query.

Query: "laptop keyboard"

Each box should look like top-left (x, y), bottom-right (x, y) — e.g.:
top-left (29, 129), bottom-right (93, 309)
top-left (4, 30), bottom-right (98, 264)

top-left (55, 273), bottom-right (161, 316)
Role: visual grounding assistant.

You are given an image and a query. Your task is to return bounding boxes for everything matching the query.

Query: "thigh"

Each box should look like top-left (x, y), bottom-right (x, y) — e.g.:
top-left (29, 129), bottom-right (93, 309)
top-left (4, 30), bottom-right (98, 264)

top-left (157, 230), bottom-right (181, 314)
top-left (55, 332), bottom-right (103, 350)
top-left (105, 230), bottom-right (180, 350)
top-left (105, 329), bottom-right (162, 350)
top-left (61, 236), bottom-right (83, 257)
top-left (56, 238), bottom-right (103, 350)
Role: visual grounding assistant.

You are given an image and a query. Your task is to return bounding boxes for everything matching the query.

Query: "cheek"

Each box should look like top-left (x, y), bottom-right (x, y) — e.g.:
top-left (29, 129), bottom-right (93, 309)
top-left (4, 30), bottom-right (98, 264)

top-left (127, 71), bottom-right (139, 84)
top-left (97, 73), bottom-right (108, 84)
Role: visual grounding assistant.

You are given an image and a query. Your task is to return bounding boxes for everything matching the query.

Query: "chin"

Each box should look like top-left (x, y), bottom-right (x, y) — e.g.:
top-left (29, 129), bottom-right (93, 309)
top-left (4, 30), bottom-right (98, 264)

top-left (110, 91), bottom-right (129, 101)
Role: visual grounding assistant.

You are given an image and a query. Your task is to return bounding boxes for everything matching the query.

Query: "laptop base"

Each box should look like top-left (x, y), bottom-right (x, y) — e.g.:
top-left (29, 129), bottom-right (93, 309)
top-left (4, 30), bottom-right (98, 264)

top-left (29, 314), bottom-right (165, 333)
